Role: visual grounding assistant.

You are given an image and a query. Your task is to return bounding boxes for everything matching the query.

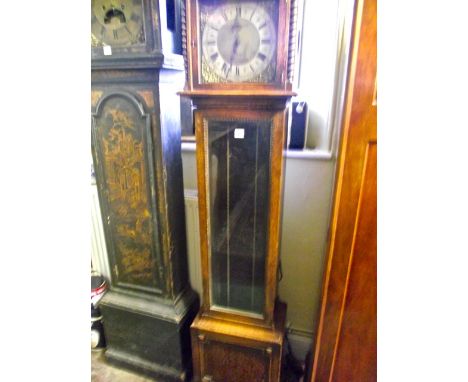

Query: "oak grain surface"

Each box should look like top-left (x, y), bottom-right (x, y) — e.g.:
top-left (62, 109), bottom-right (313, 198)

top-left (309, 0), bottom-right (377, 380)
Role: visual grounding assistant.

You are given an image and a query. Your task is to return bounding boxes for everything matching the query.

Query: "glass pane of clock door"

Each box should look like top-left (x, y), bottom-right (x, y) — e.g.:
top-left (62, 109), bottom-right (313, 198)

top-left (207, 119), bottom-right (271, 315)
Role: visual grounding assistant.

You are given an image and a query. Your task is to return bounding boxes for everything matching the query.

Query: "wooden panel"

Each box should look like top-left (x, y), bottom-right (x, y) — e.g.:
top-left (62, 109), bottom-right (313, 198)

top-left (332, 142), bottom-right (376, 382)
top-left (191, 301), bottom-right (286, 382)
top-left (309, 0), bottom-right (377, 380)
top-left (201, 340), bottom-right (270, 382)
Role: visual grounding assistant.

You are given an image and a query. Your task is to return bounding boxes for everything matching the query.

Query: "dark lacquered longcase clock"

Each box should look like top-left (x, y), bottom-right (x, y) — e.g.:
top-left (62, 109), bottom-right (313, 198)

top-left (91, 1), bottom-right (199, 381)
top-left (180, 0), bottom-right (297, 380)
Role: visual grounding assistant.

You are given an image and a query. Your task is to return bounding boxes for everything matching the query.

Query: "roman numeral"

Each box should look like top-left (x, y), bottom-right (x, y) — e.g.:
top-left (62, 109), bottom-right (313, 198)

top-left (210, 52), bottom-right (219, 62)
top-left (236, 6), bottom-right (241, 18)
top-left (235, 66), bottom-right (240, 76)
top-left (222, 62), bottom-right (231, 77)
top-left (113, 30), bottom-right (118, 39)
top-left (100, 26), bottom-right (106, 37)
top-left (261, 39), bottom-right (271, 44)
top-left (250, 8), bottom-right (257, 20)
top-left (257, 52), bottom-right (267, 61)
top-left (249, 64), bottom-right (255, 72)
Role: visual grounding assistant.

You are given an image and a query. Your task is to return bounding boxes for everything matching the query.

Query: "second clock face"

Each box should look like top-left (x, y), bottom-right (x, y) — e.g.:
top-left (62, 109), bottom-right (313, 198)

top-left (91, 0), bottom-right (145, 48)
top-left (199, 1), bottom-right (278, 83)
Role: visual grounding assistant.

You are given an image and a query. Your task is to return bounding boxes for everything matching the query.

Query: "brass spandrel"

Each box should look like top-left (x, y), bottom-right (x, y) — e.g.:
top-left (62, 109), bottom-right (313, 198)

top-left (91, 91), bottom-right (104, 107)
top-left (91, 34), bottom-right (103, 48)
top-left (138, 91), bottom-right (155, 108)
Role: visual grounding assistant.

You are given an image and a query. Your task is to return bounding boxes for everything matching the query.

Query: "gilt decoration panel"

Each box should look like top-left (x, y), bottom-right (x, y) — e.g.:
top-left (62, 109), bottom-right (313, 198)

top-left (92, 92), bottom-right (163, 293)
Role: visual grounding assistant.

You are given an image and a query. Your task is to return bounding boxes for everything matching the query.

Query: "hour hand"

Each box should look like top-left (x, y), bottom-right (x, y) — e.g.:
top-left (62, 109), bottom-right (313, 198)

top-left (228, 37), bottom-right (239, 68)
top-left (232, 37), bottom-right (240, 55)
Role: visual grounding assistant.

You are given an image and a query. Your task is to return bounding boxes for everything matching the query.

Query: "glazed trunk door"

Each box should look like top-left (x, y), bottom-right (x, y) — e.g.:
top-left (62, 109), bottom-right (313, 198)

top-left (92, 92), bottom-right (165, 294)
top-left (206, 118), bottom-right (272, 316)
top-left (195, 105), bottom-right (287, 326)
top-left (310, 0), bottom-right (377, 380)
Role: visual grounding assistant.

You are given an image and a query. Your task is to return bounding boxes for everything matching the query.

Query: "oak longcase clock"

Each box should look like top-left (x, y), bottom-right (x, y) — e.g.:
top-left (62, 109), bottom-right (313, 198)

top-left (91, 1), bottom-right (199, 381)
top-left (181, 0), bottom-right (298, 380)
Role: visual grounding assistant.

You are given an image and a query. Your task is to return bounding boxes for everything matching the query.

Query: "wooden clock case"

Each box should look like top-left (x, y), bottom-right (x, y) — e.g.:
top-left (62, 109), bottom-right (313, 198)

top-left (91, 1), bottom-right (199, 381)
top-left (181, 92), bottom-right (294, 382)
top-left (180, 1), bottom-right (298, 380)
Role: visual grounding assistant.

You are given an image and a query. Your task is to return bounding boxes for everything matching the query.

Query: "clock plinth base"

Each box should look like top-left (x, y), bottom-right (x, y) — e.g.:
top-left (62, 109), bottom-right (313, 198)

top-left (100, 289), bottom-right (199, 382)
top-left (190, 301), bottom-right (287, 382)
top-left (104, 348), bottom-right (186, 381)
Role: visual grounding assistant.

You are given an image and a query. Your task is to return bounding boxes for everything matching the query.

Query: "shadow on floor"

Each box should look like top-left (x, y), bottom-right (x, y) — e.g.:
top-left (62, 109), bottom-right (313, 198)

top-left (92, 350), bottom-right (157, 382)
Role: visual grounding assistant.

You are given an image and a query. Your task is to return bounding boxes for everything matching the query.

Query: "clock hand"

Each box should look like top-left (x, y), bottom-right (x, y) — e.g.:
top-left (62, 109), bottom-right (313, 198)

top-left (227, 36), bottom-right (240, 77)
top-left (207, 23), bottom-right (220, 32)
top-left (231, 16), bottom-right (241, 32)
top-left (232, 37), bottom-right (240, 55)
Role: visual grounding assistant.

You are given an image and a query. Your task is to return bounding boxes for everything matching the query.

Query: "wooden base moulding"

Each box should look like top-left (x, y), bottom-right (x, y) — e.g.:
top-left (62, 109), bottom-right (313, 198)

top-left (190, 301), bottom-right (287, 382)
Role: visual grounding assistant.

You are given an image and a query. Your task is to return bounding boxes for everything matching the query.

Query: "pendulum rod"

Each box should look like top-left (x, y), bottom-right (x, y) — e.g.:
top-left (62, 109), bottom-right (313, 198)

top-left (226, 125), bottom-right (231, 306)
top-left (251, 127), bottom-right (259, 310)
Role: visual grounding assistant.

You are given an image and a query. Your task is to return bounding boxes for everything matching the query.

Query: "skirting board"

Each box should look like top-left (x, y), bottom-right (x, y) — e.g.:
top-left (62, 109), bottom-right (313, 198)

top-left (287, 329), bottom-right (314, 363)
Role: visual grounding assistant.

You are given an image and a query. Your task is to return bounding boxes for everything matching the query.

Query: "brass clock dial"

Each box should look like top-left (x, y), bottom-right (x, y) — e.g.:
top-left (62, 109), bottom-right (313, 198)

top-left (200, 1), bottom-right (278, 83)
top-left (91, 0), bottom-right (145, 47)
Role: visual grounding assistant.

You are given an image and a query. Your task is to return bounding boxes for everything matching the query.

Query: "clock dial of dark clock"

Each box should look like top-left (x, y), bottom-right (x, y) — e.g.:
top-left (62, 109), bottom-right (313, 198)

top-left (91, 0), bottom-right (145, 47)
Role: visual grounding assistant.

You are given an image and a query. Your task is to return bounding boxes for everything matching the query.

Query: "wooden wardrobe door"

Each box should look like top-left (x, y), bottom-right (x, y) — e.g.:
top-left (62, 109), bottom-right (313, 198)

top-left (309, 0), bottom-right (377, 380)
